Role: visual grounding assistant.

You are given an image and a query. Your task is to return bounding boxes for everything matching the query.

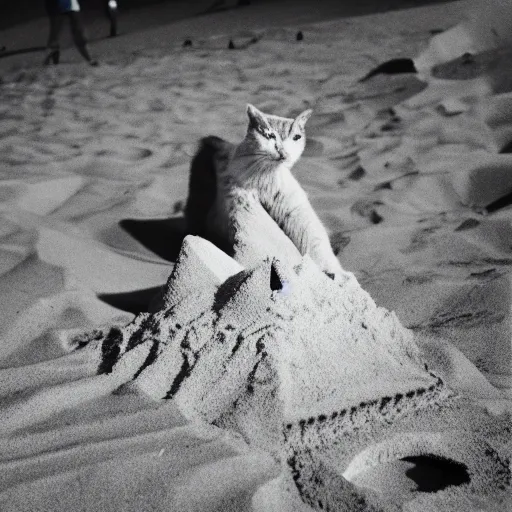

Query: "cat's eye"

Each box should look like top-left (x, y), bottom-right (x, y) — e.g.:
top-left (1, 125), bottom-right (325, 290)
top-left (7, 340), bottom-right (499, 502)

top-left (293, 134), bottom-right (302, 141)
top-left (267, 133), bottom-right (276, 140)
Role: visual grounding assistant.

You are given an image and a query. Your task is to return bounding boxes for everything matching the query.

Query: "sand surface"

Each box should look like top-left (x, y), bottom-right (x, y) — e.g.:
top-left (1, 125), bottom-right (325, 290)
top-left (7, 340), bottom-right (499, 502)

top-left (0, 0), bottom-right (511, 510)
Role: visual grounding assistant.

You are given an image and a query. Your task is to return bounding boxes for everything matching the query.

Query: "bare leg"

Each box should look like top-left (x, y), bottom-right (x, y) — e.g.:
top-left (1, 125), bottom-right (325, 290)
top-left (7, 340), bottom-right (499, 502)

top-left (105, 0), bottom-right (118, 37)
top-left (44, 14), bottom-right (64, 64)
top-left (47, 14), bottom-right (63, 51)
top-left (68, 11), bottom-right (97, 65)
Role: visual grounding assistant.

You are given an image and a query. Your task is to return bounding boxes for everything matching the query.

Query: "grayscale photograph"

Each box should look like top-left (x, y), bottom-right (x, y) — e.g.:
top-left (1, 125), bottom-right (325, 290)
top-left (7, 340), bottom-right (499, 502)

top-left (0, 0), bottom-right (510, 511)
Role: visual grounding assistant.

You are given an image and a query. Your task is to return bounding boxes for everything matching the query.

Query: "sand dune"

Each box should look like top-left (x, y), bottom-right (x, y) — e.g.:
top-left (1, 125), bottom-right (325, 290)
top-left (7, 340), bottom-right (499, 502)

top-left (0, 0), bottom-right (511, 510)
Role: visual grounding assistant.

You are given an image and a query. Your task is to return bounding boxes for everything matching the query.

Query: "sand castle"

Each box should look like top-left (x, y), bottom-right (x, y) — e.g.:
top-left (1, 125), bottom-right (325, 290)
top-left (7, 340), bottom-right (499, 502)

top-left (93, 189), bottom-right (510, 511)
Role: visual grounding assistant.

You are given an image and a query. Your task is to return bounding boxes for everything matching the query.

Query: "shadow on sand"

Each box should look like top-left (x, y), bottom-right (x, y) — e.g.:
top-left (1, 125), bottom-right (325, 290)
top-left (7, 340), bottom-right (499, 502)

top-left (98, 285), bottom-right (162, 315)
top-left (120, 216), bottom-right (187, 263)
top-left (97, 216), bottom-right (187, 315)
top-left (0, 46), bottom-right (46, 59)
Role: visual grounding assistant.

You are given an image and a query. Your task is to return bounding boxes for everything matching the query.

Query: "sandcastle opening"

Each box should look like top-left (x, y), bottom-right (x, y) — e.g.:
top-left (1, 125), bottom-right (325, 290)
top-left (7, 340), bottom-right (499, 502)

top-left (400, 454), bottom-right (470, 492)
top-left (270, 263), bottom-right (284, 291)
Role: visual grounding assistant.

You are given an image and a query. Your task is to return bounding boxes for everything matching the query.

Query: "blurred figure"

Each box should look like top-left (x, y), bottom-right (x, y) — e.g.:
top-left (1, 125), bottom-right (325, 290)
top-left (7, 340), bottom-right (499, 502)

top-left (105, 0), bottom-right (119, 38)
top-left (44, 0), bottom-right (97, 66)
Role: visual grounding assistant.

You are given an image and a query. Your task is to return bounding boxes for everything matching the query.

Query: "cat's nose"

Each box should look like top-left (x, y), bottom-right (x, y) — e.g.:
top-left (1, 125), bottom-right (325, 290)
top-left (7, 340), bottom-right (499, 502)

top-left (276, 148), bottom-right (287, 161)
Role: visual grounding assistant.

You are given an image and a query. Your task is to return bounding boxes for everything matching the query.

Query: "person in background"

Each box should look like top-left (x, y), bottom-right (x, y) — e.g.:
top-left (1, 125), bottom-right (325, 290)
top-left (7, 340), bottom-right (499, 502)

top-left (44, 0), bottom-right (98, 66)
top-left (105, 0), bottom-right (119, 38)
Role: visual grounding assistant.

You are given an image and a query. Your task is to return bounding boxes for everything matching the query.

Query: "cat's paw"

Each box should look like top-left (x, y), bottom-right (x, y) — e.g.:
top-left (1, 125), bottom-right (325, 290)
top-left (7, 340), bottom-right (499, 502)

top-left (318, 257), bottom-right (343, 278)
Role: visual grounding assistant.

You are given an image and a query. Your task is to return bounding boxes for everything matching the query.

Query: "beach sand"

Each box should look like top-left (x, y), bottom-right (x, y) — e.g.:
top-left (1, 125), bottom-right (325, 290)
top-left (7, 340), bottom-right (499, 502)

top-left (0, 0), bottom-right (510, 510)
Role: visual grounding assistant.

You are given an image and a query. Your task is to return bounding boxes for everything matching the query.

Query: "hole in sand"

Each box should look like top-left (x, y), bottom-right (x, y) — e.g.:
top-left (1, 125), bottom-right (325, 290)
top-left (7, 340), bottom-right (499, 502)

top-left (134, 147), bottom-right (153, 159)
top-left (400, 454), bottom-right (470, 492)
top-left (370, 210), bottom-right (383, 224)
top-left (348, 453), bottom-right (472, 504)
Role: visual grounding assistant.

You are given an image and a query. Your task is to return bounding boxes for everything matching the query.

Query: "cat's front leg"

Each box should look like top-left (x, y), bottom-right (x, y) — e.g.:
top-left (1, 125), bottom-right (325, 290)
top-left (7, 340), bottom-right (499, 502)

top-left (261, 175), bottom-right (343, 275)
top-left (283, 206), bottom-right (343, 275)
top-left (282, 187), bottom-right (343, 276)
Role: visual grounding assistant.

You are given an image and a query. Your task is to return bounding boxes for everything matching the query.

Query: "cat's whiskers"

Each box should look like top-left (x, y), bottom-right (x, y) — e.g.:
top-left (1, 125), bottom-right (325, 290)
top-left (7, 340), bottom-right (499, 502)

top-left (237, 151), bottom-right (269, 158)
top-left (240, 154), bottom-right (268, 170)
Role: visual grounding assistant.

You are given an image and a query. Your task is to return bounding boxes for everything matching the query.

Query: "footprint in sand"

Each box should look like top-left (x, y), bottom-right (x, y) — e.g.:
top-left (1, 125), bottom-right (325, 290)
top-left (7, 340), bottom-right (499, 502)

top-left (351, 199), bottom-right (384, 224)
top-left (95, 146), bottom-right (153, 160)
top-left (454, 218), bottom-right (480, 231)
top-left (80, 138), bottom-right (166, 179)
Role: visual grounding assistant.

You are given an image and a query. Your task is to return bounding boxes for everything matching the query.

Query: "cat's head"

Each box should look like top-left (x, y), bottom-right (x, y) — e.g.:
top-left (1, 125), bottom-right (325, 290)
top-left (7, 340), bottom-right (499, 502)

top-left (237, 104), bottom-right (313, 170)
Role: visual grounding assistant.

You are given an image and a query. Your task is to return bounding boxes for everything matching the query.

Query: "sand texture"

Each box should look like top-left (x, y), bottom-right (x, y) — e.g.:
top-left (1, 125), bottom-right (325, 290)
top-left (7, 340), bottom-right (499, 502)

top-left (0, 0), bottom-right (511, 510)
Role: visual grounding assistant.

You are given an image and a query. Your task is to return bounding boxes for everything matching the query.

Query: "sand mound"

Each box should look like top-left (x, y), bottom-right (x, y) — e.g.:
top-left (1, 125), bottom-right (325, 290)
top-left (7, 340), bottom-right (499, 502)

top-left (415, 0), bottom-right (512, 73)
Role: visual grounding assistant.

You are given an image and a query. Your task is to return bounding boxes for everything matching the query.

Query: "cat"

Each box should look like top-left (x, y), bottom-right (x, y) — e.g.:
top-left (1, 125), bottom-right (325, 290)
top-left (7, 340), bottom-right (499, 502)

top-left (185, 104), bottom-right (342, 276)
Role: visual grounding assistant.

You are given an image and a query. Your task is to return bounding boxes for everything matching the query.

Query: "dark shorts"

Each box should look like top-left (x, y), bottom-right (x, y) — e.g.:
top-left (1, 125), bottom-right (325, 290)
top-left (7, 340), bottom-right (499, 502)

top-left (45, 0), bottom-right (79, 16)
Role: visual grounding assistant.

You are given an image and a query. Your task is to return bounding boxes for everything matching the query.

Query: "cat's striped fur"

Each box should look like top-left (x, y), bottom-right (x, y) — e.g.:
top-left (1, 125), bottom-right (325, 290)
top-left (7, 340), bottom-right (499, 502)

top-left (185, 104), bottom-right (342, 275)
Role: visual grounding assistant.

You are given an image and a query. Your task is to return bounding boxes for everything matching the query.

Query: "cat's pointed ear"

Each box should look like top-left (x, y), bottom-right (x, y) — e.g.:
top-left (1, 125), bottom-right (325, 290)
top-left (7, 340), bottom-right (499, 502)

top-left (247, 104), bottom-right (269, 133)
top-left (293, 109), bottom-right (313, 130)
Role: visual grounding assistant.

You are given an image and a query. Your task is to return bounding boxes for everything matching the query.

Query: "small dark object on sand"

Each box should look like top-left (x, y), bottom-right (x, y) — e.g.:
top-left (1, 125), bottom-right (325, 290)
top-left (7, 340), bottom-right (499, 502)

top-left (183, 39), bottom-right (192, 47)
top-left (228, 39), bottom-right (235, 49)
top-left (348, 166), bottom-right (366, 181)
top-left (296, 31), bottom-right (303, 41)
top-left (359, 58), bottom-right (417, 82)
